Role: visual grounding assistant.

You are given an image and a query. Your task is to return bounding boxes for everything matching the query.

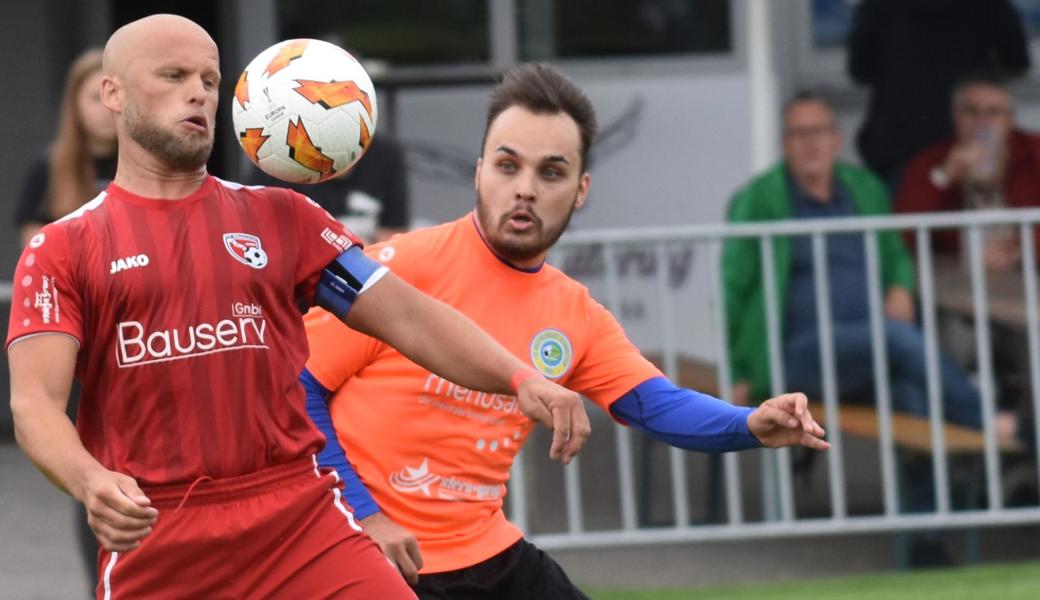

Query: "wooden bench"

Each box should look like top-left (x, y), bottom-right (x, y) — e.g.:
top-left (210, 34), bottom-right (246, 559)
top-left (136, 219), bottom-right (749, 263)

top-left (646, 354), bottom-right (1023, 455)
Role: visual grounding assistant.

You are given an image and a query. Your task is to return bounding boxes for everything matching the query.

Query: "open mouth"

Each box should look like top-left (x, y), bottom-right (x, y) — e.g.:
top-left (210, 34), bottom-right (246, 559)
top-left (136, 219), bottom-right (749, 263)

top-left (182, 115), bottom-right (208, 131)
top-left (506, 210), bottom-right (537, 231)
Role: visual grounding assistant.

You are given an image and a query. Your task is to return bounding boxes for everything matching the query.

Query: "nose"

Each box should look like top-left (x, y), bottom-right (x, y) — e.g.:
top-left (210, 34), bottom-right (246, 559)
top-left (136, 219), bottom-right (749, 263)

top-left (188, 76), bottom-right (210, 106)
top-left (514, 170), bottom-right (536, 202)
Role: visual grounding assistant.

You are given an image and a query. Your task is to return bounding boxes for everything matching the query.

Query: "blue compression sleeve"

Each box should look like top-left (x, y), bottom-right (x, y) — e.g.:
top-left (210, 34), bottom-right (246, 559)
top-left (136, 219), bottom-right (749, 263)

top-left (609, 377), bottom-right (762, 452)
top-left (301, 368), bottom-right (380, 519)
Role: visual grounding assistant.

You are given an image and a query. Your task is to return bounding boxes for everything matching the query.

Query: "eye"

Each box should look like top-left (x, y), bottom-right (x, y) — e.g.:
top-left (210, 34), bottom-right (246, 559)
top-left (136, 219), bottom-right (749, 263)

top-left (498, 160), bottom-right (517, 174)
top-left (542, 167), bottom-right (563, 180)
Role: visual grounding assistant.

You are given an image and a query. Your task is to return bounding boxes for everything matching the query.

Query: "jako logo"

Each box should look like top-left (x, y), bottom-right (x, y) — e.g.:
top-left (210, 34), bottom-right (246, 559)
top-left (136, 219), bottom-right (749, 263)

top-left (110, 254), bottom-right (150, 274)
top-left (116, 316), bottom-right (268, 367)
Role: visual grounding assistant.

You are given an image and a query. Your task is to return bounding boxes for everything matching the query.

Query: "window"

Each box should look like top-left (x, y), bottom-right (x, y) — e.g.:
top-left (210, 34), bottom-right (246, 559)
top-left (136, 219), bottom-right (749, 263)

top-left (277, 0), bottom-right (488, 66)
top-left (519, 0), bottom-right (731, 60)
top-left (810, 0), bottom-right (857, 49)
top-left (1011, 0), bottom-right (1040, 38)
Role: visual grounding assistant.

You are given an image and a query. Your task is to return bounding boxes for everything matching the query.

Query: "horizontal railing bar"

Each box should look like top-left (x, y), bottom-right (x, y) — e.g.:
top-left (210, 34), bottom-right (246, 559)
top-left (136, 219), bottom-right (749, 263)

top-left (556, 208), bottom-right (1040, 245)
top-left (531, 508), bottom-right (1040, 550)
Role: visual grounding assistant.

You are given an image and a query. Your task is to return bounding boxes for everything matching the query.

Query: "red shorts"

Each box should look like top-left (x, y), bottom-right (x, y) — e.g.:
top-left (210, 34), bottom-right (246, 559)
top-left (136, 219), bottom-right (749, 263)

top-left (95, 457), bottom-right (415, 600)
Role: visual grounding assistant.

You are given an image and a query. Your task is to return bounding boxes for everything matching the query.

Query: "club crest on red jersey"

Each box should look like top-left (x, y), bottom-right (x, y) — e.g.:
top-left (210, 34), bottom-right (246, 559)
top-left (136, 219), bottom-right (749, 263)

top-left (223, 233), bottom-right (269, 269)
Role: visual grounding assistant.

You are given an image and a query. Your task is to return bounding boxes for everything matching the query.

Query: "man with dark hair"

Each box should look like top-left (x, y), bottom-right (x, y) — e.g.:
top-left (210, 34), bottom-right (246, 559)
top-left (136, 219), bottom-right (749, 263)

top-left (302, 64), bottom-right (829, 599)
top-left (725, 92), bottom-right (984, 566)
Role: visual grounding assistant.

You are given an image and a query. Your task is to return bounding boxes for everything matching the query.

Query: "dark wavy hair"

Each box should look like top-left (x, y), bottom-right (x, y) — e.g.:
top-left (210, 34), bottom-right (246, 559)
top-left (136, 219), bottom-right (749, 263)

top-left (482, 63), bottom-right (598, 171)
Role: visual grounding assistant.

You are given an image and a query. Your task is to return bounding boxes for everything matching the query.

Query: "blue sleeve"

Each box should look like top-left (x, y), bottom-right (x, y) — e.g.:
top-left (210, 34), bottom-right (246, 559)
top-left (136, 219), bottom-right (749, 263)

top-left (301, 368), bottom-right (381, 519)
top-left (609, 376), bottom-right (762, 452)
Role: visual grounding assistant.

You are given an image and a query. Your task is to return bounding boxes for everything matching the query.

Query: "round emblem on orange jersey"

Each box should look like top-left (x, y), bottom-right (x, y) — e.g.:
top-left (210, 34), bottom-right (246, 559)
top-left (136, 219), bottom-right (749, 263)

top-left (530, 328), bottom-right (573, 379)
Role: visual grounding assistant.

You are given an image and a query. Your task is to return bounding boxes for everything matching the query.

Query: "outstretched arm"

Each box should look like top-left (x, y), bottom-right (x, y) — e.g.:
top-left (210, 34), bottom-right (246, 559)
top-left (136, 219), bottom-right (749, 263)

top-left (609, 377), bottom-right (828, 451)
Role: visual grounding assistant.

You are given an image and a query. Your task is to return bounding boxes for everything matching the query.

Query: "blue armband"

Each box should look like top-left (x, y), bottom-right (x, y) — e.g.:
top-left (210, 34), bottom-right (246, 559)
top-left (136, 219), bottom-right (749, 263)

top-left (301, 368), bottom-right (381, 519)
top-left (609, 376), bottom-right (761, 452)
top-left (315, 246), bottom-right (388, 320)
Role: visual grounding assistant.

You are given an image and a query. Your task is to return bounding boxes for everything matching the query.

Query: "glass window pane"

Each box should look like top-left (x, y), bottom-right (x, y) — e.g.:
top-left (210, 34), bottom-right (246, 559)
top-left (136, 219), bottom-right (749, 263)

top-left (1010, 0), bottom-right (1040, 38)
top-left (519, 0), bottom-right (732, 60)
top-left (277, 0), bottom-right (489, 66)
top-left (811, 0), bottom-right (857, 49)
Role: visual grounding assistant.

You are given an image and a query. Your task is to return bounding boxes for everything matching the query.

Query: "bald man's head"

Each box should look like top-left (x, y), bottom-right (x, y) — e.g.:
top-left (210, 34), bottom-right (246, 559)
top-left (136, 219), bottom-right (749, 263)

top-left (103, 14), bottom-right (217, 77)
top-left (100, 14), bottom-right (220, 172)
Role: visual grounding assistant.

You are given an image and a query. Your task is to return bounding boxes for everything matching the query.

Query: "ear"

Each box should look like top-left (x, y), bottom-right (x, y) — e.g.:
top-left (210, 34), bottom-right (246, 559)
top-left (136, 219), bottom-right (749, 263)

top-left (474, 157), bottom-right (482, 192)
top-left (100, 74), bottom-right (123, 114)
top-left (574, 172), bottom-right (591, 210)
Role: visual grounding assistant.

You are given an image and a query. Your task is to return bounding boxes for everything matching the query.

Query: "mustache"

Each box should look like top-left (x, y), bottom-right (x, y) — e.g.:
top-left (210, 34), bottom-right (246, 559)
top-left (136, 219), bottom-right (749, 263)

top-left (500, 205), bottom-right (542, 228)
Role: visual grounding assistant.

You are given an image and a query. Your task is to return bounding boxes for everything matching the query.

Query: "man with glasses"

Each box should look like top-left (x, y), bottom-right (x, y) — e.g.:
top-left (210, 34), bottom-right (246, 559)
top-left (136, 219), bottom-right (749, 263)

top-left (896, 72), bottom-right (1038, 502)
top-left (724, 91), bottom-right (984, 566)
top-left (896, 71), bottom-right (1040, 271)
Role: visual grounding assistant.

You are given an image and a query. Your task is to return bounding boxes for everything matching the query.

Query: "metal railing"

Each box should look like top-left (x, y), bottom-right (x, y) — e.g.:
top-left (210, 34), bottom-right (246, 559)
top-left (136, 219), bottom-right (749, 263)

top-left (514, 207), bottom-right (1040, 551)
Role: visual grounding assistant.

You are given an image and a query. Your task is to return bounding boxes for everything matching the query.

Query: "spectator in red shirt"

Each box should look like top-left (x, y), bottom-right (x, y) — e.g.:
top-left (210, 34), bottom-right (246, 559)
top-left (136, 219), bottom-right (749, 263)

top-left (895, 72), bottom-right (1040, 270)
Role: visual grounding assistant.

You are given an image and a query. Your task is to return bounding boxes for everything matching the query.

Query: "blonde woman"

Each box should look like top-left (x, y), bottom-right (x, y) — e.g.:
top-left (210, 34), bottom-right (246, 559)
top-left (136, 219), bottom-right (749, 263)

top-left (16, 48), bottom-right (116, 246)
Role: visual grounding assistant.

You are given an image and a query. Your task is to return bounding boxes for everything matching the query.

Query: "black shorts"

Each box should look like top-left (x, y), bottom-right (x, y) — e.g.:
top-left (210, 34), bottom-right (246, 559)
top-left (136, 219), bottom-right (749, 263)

top-left (413, 538), bottom-right (589, 600)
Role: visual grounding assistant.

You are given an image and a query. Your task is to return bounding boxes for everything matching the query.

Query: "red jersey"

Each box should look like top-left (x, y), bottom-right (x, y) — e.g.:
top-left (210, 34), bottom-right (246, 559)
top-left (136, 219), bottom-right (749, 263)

top-left (7, 176), bottom-right (360, 486)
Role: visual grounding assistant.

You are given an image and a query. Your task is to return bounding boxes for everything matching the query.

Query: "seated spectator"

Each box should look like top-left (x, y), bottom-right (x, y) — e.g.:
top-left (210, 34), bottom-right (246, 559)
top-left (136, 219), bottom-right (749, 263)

top-left (723, 93), bottom-right (985, 563)
top-left (896, 72), bottom-right (1035, 470)
top-left (896, 71), bottom-right (1040, 269)
top-left (847, 0), bottom-right (1030, 194)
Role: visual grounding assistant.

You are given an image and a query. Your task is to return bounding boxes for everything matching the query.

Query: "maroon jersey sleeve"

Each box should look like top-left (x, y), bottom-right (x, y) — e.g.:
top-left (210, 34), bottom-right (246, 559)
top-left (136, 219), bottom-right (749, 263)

top-left (6, 225), bottom-right (85, 350)
top-left (290, 191), bottom-right (364, 307)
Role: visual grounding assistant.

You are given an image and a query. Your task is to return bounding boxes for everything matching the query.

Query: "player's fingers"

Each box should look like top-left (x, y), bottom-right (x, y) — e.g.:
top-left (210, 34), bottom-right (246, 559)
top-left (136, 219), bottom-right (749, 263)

top-left (563, 405), bottom-right (591, 463)
top-left (100, 487), bottom-right (158, 520)
top-left (760, 405), bottom-right (799, 429)
top-left (117, 477), bottom-right (156, 510)
top-left (91, 503), bottom-right (157, 531)
top-left (807, 417), bottom-right (826, 438)
top-left (91, 519), bottom-right (151, 550)
top-left (405, 535), bottom-right (424, 572)
top-left (390, 546), bottom-right (419, 585)
top-left (801, 431), bottom-right (831, 451)
top-left (786, 393), bottom-right (819, 434)
top-left (99, 537), bottom-right (143, 553)
top-left (549, 403), bottom-right (570, 462)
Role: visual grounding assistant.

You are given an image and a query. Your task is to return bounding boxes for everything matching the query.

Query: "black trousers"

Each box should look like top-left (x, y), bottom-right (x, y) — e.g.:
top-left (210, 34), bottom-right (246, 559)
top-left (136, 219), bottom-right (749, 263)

top-left (413, 539), bottom-right (589, 600)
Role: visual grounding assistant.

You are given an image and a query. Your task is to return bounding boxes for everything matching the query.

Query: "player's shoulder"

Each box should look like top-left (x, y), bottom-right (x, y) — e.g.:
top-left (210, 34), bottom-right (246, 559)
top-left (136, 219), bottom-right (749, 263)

top-left (37, 189), bottom-right (112, 248)
top-left (532, 261), bottom-right (605, 320)
top-left (213, 176), bottom-right (292, 202)
top-left (213, 177), bottom-right (330, 220)
top-left (366, 217), bottom-right (466, 266)
top-left (540, 260), bottom-right (589, 290)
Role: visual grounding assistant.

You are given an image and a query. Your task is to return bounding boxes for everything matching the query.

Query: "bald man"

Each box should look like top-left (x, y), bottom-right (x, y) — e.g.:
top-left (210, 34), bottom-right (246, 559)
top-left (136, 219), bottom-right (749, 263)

top-left (7, 14), bottom-right (590, 599)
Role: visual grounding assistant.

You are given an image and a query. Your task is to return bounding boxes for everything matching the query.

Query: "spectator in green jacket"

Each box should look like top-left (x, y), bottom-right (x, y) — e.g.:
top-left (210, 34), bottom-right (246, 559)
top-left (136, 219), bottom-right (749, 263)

top-left (722, 93), bottom-right (983, 564)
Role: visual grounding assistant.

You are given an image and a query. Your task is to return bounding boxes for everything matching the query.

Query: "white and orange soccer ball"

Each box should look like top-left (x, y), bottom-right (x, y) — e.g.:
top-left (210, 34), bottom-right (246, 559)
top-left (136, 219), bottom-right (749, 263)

top-left (231, 38), bottom-right (378, 184)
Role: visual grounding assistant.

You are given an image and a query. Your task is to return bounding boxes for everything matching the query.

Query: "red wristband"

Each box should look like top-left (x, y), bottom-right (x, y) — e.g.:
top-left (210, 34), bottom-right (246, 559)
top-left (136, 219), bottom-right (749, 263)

top-left (509, 366), bottom-right (541, 392)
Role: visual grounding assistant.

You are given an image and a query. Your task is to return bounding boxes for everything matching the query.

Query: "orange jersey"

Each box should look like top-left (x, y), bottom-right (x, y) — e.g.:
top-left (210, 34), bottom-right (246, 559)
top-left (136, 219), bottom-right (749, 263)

top-left (304, 213), bottom-right (662, 573)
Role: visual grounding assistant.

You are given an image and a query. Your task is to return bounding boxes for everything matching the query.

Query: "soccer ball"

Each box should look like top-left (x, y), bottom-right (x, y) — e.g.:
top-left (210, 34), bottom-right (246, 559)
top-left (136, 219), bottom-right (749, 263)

top-left (232, 38), bottom-right (378, 184)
